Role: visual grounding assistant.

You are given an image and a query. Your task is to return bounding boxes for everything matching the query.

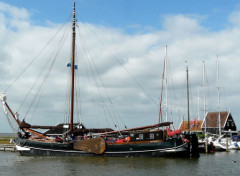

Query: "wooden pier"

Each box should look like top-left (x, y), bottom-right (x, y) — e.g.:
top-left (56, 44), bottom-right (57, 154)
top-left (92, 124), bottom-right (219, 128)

top-left (0, 144), bottom-right (16, 152)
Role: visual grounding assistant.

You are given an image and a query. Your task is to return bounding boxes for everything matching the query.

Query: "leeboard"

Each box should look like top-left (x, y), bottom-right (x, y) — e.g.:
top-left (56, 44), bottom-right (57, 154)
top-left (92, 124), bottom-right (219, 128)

top-left (73, 137), bottom-right (106, 154)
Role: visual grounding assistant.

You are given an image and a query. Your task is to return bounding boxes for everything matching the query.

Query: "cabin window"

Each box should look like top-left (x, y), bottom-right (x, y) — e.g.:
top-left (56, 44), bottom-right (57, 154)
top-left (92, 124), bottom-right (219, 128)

top-left (231, 122), bottom-right (234, 126)
top-left (63, 125), bottom-right (69, 128)
top-left (139, 134), bottom-right (144, 140)
top-left (150, 133), bottom-right (154, 139)
top-left (130, 133), bottom-right (135, 137)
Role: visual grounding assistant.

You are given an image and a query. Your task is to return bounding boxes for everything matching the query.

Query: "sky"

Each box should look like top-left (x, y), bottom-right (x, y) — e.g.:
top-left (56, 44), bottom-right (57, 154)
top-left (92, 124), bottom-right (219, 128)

top-left (0, 0), bottom-right (240, 133)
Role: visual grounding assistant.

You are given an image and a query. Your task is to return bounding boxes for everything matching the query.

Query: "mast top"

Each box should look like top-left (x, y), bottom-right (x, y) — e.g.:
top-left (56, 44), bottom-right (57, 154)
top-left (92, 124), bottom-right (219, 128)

top-left (73, 0), bottom-right (76, 25)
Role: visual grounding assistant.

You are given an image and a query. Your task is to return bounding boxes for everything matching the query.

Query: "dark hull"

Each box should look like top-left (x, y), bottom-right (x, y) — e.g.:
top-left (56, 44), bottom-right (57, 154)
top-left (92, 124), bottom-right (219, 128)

top-left (14, 137), bottom-right (189, 157)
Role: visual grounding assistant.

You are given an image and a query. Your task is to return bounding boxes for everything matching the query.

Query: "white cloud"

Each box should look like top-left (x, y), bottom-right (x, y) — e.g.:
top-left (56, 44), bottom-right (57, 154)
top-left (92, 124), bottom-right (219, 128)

top-left (0, 3), bottom-right (240, 132)
top-left (0, 2), bottom-right (30, 30)
top-left (229, 10), bottom-right (240, 27)
top-left (0, 2), bottom-right (29, 19)
top-left (162, 14), bottom-right (204, 37)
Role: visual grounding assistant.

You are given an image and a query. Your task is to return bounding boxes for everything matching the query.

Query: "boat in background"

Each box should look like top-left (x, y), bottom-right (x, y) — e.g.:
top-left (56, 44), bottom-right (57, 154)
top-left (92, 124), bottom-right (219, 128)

top-left (229, 135), bottom-right (240, 150)
top-left (206, 58), bottom-right (238, 151)
top-left (208, 134), bottom-right (240, 151)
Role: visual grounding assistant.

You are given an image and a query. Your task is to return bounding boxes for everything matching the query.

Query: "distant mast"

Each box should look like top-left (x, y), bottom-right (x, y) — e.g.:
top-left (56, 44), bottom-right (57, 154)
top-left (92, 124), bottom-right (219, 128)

top-left (186, 61), bottom-right (190, 133)
top-left (203, 61), bottom-right (208, 153)
top-left (70, 1), bottom-right (76, 131)
top-left (165, 46), bottom-right (168, 122)
top-left (198, 87), bottom-right (200, 122)
top-left (158, 46), bottom-right (167, 124)
top-left (203, 61), bottom-right (206, 135)
top-left (217, 55), bottom-right (221, 136)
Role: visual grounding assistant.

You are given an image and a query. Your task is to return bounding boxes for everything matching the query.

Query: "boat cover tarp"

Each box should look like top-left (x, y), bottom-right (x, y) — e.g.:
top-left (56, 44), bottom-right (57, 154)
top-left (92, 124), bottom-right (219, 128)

top-left (166, 127), bottom-right (181, 136)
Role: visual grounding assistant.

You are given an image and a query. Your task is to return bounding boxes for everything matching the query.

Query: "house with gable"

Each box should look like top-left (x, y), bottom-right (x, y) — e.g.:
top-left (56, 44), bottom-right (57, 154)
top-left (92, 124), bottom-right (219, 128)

top-left (179, 120), bottom-right (203, 133)
top-left (201, 111), bottom-right (237, 135)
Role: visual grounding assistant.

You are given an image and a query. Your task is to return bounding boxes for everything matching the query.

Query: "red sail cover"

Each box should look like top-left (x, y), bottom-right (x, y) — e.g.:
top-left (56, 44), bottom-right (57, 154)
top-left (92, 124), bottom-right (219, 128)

top-left (166, 127), bottom-right (181, 136)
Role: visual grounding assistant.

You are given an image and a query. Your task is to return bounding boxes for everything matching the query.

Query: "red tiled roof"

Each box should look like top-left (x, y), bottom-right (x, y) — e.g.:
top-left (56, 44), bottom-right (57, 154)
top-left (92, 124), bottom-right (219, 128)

top-left (179, 120), bottom-right (203, 132)
top-left (202, 111), bottom-right (229, 128)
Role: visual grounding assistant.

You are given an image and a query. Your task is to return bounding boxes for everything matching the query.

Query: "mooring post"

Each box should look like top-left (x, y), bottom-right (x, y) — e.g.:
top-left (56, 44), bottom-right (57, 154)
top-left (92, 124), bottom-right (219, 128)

top-left (226, 137), bottom-right (228, 152)
top-left (190, 134), bottom-right (200, 157)
top-left (205, 133), bottom-right (208, 153)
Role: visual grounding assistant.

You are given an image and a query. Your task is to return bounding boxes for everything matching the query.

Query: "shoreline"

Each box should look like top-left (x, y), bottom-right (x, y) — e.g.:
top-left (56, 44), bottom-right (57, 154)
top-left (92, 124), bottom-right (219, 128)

top-left (0, 137), bottom-right (14, 145)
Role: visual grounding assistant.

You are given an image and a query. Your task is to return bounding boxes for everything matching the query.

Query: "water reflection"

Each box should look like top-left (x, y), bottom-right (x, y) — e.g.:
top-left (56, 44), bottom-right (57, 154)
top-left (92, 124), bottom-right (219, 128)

top-left (0, 151), bottom-right (240, 176)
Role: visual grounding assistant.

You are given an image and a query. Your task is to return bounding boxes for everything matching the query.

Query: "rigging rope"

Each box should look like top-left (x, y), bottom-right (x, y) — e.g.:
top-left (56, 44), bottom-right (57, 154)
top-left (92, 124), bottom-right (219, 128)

top-left (80, 36), bottom-right (114, 128)
top-left (24, 24), bottom-right (71, 120)
top-left (77, 28), bottom-right (123, 130)
top-left (79, 46), bottom-right (103, 128)
top-left (3, 108), bottom-right (18, 132)
top-left (85, 24), bottom-right (158, 106)
top-left (167, 57), bottom-right (185, 124)
top-left (74, 45), bottom-right (83, 124)
top-left (64, 66), bottom-right (71, 124)
top-left (4, 15), bottom-right (72, 93)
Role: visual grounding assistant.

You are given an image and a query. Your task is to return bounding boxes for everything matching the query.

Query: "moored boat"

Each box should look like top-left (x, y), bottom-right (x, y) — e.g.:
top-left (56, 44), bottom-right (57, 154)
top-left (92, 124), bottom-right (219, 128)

top-left (12, 122), bottom-right (188, 156)
top-left (0, 1), bottom-right (191, 157)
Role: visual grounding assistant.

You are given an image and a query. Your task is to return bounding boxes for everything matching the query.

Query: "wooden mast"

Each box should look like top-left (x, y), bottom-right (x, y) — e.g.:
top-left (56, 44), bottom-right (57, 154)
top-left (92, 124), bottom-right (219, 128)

top-left (70, 1), bottom-right (76, 131)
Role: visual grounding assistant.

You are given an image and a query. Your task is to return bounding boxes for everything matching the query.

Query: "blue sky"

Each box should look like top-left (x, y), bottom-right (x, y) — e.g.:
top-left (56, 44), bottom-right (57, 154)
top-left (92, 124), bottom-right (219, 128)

top-left (1, 0), bottom-right (239, 31)
top-left (1, 0), bottom-right (240, 133)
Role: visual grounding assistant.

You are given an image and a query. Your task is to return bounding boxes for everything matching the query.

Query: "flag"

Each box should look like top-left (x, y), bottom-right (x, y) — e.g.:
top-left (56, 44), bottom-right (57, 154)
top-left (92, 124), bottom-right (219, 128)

top-left (67, 63), bottom-right (78, 70)
top-left (67, 62), bottom-right (72, 67)
top-left (190, 117), bottom-right (197, 129)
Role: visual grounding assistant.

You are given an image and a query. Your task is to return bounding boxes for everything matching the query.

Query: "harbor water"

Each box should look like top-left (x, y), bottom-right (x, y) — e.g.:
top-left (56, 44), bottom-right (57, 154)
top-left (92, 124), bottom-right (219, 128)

top-left (0, 151), bottom-right (240, 176)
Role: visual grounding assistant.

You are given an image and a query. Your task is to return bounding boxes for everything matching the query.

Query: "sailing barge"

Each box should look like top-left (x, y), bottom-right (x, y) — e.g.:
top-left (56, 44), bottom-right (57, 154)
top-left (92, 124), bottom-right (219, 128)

top-left (0, 1), bottom-right (194, 157)
top-left (10, 121), bottom-right (187, 156)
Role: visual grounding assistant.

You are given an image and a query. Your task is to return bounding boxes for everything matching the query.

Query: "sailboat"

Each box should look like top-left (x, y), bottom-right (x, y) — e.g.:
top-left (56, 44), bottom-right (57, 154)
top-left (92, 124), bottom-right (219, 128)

top-left (208, 58), bottom-right (228, 151)
top-left (0, 1), bottom-right (189, 157)
top-left (203, 58), bottom-right (235, 151)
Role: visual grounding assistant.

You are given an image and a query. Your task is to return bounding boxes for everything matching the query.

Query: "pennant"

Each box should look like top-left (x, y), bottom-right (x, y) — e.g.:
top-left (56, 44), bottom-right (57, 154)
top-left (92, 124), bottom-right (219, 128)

top-left (190, 117), bottom-right (197, 129)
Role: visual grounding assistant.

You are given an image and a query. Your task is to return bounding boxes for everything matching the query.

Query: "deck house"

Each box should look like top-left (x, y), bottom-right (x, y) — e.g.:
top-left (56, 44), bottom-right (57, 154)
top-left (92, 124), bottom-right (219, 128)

top-left (43, 123), bottom-right (113, 137)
